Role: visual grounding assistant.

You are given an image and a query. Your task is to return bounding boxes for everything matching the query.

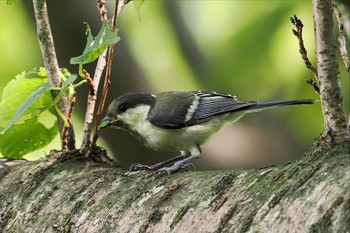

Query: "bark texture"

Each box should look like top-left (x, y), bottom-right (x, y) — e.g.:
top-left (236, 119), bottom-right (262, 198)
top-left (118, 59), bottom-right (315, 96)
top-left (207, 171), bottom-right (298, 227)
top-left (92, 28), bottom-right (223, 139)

top-left (312, 0), bottom-right (349, 143)
top-left (32, 0), bottom-right (75, 150)
top-left (0, 146), bottom-right (349, 233)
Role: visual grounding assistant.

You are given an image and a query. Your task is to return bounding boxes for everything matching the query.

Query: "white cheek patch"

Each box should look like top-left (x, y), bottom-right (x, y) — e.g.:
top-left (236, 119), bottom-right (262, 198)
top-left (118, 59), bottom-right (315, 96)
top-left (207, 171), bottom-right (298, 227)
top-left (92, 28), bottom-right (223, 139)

top-left (118, 105), bottom-right (151, 126)
top-left (185, 95), bottom-right (200, 122)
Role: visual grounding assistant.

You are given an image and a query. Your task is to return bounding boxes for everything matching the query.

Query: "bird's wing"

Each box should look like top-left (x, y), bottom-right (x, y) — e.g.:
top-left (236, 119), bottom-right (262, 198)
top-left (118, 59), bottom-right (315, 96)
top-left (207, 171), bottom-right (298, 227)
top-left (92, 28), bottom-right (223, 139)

top-left (148, 91), bottom-right (257, 129)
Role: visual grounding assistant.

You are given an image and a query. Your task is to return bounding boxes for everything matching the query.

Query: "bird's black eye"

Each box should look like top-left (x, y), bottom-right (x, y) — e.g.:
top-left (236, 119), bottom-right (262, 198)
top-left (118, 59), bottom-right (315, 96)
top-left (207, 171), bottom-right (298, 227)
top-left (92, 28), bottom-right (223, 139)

top-left (118, 104), bottom-right (127, 112)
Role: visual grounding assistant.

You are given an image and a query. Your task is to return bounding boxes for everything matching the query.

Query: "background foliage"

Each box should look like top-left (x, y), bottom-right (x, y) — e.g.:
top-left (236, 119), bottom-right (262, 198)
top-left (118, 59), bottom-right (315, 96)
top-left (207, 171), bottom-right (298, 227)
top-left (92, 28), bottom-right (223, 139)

top-left (0, 1), bottom-right (348, 168)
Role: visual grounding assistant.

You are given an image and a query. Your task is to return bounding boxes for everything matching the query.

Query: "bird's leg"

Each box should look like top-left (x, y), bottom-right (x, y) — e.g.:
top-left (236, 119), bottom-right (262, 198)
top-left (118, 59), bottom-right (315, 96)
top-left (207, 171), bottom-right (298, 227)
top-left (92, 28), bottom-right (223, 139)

top-left (148, 154), bottom-right (187, 170)
top-left (155, 146), bottom-right (201, 175)
top-left (129, 151), bottom-right (187, 171)
top-left (155, 154), bottom-right (198, 176)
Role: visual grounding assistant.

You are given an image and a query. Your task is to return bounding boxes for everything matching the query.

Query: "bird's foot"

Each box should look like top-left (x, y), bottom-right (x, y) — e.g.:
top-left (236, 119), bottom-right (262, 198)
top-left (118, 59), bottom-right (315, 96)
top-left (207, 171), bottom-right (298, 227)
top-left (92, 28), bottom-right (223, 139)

top-left (129, 154), bottom-right (199, 176)
top-left (130, 161), bottom-right (195, 176)
top-left (155, 161), bottom-right (195, 176)
top-left (129, 154), bottom-right (187, 172)
top-left (130, 162), bottom-right (172, 171)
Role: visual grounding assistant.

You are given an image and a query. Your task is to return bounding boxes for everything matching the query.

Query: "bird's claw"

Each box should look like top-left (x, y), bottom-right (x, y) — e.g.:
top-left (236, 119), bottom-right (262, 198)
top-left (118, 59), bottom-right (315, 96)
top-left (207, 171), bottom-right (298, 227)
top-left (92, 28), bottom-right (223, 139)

top-left (129, 163), bottom-right (152, 171)
top-left (154, 161), bottom-right (196, 177)
top-left (130, 160), bottom-right (196, 177)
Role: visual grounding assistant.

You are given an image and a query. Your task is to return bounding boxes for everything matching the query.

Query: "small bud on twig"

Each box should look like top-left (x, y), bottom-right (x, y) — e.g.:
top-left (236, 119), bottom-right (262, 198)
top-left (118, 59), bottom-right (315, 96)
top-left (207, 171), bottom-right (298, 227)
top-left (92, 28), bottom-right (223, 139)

top-left (290, 14), bottom-right (319, 93)
top-left (82, 69), bottom-right (95, 96)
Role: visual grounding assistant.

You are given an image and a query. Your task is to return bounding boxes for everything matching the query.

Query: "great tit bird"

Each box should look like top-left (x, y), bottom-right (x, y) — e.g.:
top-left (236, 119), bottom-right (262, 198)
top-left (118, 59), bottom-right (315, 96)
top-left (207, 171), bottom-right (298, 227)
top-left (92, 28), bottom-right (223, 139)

top-left (99, 91), bottom-right (314, 174)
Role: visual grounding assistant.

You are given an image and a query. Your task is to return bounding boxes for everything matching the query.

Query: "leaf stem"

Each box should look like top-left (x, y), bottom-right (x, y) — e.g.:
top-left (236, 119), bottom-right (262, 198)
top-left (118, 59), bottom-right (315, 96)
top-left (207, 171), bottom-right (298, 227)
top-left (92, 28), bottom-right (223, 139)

top-left (73, 80), bottom-right (87, 89)
top-left (79, 64), bottom-right (85, 78)
top-left (54, 105), bottom-right (69, 128)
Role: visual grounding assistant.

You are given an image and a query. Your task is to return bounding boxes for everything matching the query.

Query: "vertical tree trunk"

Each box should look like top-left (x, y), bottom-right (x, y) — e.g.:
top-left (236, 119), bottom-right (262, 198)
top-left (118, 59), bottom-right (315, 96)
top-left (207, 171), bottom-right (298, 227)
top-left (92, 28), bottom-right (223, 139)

top-left (312, 0), bottom-right (349, 143)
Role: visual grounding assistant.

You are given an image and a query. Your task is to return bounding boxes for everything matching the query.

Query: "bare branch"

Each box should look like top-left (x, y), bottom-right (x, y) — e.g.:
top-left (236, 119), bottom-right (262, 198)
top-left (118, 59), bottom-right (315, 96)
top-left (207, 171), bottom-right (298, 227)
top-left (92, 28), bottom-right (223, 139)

top-left (333, 3), bottom-right (350, 73)
top-left (32, 0), bottom-right (75, 150)
top-left (80, 53), bottom-right (107, 154)
top-left (61, 93), bottom-right (77, 152)
top-left (290, 15), bottom-right (319, 86)
top-left (80, 1), bottom-right (109, 154)
top-left (79, 69), bottom-right (96, 153)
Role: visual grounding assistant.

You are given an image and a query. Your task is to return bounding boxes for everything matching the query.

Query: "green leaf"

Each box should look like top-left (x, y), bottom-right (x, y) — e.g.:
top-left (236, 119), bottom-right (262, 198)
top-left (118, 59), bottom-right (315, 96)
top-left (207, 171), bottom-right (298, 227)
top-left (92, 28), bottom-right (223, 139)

top-left (0, 82), bottom-right (51, 135)
top-left (0, 67), bottom-right (76, 158)
top-left (0, 68), bottom-right (76, 135)
top-left (37, 74), bottom-right (77, 115)
top-left (0, 119), bottom-right (58, 159)
top-left (61, 74), bottom-right (78, 90)
top-left (70, 21), bottom-right (120, 64)
top-left (6, 0), bottom-right (21, 5)
top-left (0, 68), bottom-right (52, 129)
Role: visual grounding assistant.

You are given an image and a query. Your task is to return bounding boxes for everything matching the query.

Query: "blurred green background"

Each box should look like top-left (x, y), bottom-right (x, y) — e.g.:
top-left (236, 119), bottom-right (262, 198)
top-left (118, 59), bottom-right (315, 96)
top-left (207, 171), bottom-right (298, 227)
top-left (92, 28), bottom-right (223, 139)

top-left (0, 1), bottom-right (348, 169)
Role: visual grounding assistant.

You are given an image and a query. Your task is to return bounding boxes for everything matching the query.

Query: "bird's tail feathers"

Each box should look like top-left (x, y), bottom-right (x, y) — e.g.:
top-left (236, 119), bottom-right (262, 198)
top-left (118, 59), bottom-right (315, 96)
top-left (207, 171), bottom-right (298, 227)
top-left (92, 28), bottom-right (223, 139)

top-left (244, 99), bottom-right (316, 113)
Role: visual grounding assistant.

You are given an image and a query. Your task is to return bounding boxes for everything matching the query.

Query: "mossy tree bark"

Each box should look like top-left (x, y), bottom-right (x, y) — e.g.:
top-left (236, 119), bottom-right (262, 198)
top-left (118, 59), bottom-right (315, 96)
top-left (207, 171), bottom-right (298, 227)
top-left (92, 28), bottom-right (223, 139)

top-left (0, 145), bottom-right (349, 233)
top-left (312, 0), bottom-right (349, 143)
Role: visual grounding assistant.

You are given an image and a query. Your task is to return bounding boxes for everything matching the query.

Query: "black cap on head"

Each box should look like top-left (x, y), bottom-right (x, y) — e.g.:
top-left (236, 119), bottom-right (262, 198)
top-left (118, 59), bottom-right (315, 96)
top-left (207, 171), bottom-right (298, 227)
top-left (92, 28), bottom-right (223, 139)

top-left (108, 92), bottom-right (156, 116)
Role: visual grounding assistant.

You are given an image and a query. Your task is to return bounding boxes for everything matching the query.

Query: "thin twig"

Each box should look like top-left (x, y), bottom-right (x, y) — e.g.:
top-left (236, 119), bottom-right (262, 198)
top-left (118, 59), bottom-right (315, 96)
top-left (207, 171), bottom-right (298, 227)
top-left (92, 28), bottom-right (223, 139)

top-left (91, 0), bottom-right (129, 147)
top-left (97, 0), bottom-right (108, 21)
top-left (32, 0), bottom-right (75, 150)
top-left (306, 78), bottom-right (320, 94)
top-left (80, 1), bottom-right (109, 154)
top-left (290, 15), bottom-right (320, 94)
top-left (80, 52), bottom-right (107, 154)
top-left (62, 93), bottom-right (77, 152)
top-left (290, 15), bottom-right (319, 79)
top-left (333, 3), bottom-right (350, 73)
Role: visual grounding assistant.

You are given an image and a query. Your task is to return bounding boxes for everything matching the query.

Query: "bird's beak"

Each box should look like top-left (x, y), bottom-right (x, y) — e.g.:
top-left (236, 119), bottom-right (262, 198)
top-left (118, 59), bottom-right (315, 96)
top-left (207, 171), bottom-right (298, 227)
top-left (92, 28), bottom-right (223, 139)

top-left (98, 116), bottom-right (120, 130)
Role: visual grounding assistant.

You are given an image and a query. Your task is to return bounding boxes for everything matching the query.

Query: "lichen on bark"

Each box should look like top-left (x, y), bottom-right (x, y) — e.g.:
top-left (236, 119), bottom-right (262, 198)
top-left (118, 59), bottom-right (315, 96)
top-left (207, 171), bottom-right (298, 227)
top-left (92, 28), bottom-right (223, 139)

top-left (0, 145), bottom-right (348, 232)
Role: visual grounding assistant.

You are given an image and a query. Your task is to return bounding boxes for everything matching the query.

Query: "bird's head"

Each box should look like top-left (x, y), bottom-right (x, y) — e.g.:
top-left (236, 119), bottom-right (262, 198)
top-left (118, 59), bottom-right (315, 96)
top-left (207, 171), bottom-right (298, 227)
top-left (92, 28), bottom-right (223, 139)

top-left (98, 92), bottom-right (156, 130)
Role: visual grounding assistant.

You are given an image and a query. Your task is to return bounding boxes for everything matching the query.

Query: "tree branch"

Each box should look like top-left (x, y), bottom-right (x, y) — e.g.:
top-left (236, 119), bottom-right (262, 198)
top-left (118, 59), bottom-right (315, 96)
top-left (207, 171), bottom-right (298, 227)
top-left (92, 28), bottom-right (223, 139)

top-left (81, 0), bottom-right (130, 154)
top-left (290, 15), bottom-right (320, 94)
top-left (80, 0), bottom-right (109, 154)
top-left (61, 93), bottom-right (76, 152)
top-left (92, 0), bottom-right (129, 148)
top-left (312, 0), bottom-right (349, 143)
top-left (0, 147), bottom-right (348, 232)
top-left (32, 0), bottom-right (75, 150)
top-left (333, 3), bottom-right (350, 73)
top-left (290, 15), bottom-right (319, 81)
